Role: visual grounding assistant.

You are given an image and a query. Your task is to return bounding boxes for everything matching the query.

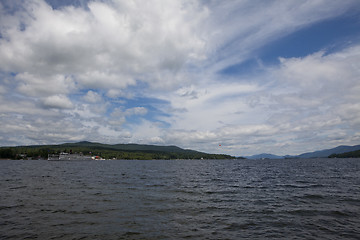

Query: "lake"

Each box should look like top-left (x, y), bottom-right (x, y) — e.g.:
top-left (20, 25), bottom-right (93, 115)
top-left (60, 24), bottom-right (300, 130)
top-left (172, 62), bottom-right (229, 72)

top-left (1, 158), bottom-right (359, 239)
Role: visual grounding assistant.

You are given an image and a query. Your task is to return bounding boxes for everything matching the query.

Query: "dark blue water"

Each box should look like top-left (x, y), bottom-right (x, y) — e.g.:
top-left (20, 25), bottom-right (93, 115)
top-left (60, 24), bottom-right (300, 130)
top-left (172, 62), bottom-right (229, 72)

top-left (1, 158), bottom-right (360, 239)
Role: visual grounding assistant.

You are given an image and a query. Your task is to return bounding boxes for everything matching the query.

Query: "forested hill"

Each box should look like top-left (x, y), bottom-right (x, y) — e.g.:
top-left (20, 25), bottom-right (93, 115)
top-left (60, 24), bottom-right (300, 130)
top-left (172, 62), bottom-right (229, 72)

top-left (328, 150), bottom-right (360, 158)
top-left (0, 141), bottom-right (234, 160)
top-left (62, 141), bottom-right (193, 153)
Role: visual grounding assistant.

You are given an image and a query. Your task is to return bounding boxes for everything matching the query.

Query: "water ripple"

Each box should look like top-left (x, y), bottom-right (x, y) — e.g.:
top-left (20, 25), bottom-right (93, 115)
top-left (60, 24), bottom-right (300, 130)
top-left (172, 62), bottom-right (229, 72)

top-left (0, 158), bottom-right (359, 239)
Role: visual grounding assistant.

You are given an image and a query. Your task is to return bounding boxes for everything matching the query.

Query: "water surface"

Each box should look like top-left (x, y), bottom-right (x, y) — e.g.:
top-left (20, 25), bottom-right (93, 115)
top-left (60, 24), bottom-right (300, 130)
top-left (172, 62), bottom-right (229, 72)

top-left (1, 158), bottom-right (359, 239)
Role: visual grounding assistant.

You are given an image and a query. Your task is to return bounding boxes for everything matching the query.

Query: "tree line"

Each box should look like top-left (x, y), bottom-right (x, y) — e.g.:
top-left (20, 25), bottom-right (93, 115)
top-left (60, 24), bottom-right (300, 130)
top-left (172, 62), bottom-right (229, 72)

top-left (328, 150), bottom-right (360, 158)
top-left (0, 145), bottom-right (234, 160)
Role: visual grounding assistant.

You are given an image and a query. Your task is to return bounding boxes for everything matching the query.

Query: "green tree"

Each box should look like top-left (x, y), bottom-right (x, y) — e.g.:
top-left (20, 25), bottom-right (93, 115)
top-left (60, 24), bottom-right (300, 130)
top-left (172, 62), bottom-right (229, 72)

top-left (0, 148), bottom-right (15, 159)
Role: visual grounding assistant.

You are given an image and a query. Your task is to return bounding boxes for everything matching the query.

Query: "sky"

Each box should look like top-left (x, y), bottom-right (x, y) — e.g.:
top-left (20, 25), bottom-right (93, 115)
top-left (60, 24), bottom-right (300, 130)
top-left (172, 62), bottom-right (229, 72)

top-left (0, 0), bottom-right (360, 156)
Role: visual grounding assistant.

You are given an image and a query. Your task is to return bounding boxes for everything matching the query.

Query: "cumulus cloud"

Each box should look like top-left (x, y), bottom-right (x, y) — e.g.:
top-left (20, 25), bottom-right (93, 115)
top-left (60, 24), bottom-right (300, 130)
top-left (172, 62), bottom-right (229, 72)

top-left (106, 89), bottom-right (133, 99)
top-left (0, 0), bottom-right (207, 91)
top-left (272, 46), bottom-right (360, 113)
top-left (0, 0), bottom-right (209, 146)
top-left (15, 73), bottom-right (75, 97)
top-left (83, 90), bottom-right (102, 103)
top-left (42, 94), bottom-right (74, 109)
top-left (250, 45), bottom-right (360, 153)
top-left (0, 0), bottom-right (359, 156)
top-left (152, 43), bottom-right (360, 155)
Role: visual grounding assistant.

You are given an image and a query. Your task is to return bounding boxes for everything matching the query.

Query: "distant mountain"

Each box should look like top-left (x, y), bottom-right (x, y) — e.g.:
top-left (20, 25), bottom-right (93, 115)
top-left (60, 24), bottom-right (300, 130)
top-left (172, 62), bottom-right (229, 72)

top-left (0, 141), bottom-right (234, 160)
top-left (297, 145), bottom-right (360, 158)
top-left (245, 144), bottom-right (360, 159)
top-left (60, 141), bottom-right (191, 153)
top-left (246, 153), bottom-right (284, 160)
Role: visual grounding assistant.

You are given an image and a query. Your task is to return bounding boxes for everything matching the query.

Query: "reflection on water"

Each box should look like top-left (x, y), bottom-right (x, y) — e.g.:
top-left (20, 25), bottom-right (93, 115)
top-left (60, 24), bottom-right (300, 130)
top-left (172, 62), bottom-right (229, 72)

top-left (1, 158), bottom-right (360, 239)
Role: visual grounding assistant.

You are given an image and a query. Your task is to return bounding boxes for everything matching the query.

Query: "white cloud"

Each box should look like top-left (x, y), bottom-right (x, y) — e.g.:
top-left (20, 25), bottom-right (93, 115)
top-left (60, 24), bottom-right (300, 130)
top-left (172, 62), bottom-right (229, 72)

top-left (202, 0), bottom-right (359, 72)
top-left (148, 136), bottom-right (165, 144)
top-left (0, 85), bottom-right (6, 94)
top-left (15, 72), bottom-right (75, 97)
top-left (125, 107), bottom-right (148, 116)
top-left (42, 95), bottom-right (74, 109)
top-left (83, 90), bottom-right (102, 103)
top-left (110, 106), bottom-right (147, 118)
top-left (106, 89), bottom-right (133, 99)
top-left (128, 120), bottom-right (165, 144)
top-left (1, 0), bottom-right (208, 88)
top-left (162, 81), bottom-right (262, 132)
top-left (148, 43), bottom-right (360, 155)
top-left (0, 0), bottom-right (359, 156)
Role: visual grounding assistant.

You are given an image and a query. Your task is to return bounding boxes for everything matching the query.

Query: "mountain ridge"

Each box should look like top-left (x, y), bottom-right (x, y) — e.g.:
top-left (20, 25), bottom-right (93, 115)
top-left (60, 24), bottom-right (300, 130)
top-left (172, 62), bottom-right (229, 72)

top-left (297, 145), bottom-right (360, 158)
top-left (0, 141), bottom-right (234, 160)
top-left (59, 141), bottom-right (202, 153)
top-left (246, 144), bottom-right (360, 159)
top-left (2, 142), bottom-right (360, 160)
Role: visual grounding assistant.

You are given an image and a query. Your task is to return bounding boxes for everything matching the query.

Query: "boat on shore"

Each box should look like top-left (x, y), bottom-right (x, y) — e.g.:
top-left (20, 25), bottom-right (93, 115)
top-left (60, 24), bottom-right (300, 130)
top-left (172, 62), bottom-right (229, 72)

top-left (48, 152), bottom-right (93, 161)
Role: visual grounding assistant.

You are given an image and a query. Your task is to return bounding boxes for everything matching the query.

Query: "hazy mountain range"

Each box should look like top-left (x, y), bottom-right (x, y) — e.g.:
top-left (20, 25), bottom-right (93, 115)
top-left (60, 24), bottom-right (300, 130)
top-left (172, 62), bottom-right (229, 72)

top-left (246, 145), bottom-right (360, 159)
top-left (1, 141), bottom-right (359, 160)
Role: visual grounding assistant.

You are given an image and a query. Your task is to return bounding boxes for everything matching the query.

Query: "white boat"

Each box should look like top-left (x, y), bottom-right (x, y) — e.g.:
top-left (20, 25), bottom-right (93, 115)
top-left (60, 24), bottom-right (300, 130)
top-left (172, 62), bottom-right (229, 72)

top-left (48, 152), bottom-right (93, 161)
top-left (48, 154), bottom-right (60, 160)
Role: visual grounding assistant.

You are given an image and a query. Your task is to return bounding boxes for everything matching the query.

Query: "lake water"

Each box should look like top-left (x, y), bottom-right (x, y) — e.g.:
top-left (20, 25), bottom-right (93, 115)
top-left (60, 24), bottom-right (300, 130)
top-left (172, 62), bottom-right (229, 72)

top-left (1, 158), bottom-right (359, 239)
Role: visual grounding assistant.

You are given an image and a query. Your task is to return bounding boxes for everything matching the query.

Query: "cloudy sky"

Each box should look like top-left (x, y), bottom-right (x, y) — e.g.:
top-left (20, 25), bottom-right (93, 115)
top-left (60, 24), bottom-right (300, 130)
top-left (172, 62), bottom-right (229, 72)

top-left (0, 0), bottom-right (360, 156)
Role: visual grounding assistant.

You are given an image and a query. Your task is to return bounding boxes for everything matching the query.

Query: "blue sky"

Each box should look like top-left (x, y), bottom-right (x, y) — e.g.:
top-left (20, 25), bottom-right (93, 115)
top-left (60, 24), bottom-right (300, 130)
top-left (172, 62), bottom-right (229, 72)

top-left (0, 0), bottom-right (360, 156)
